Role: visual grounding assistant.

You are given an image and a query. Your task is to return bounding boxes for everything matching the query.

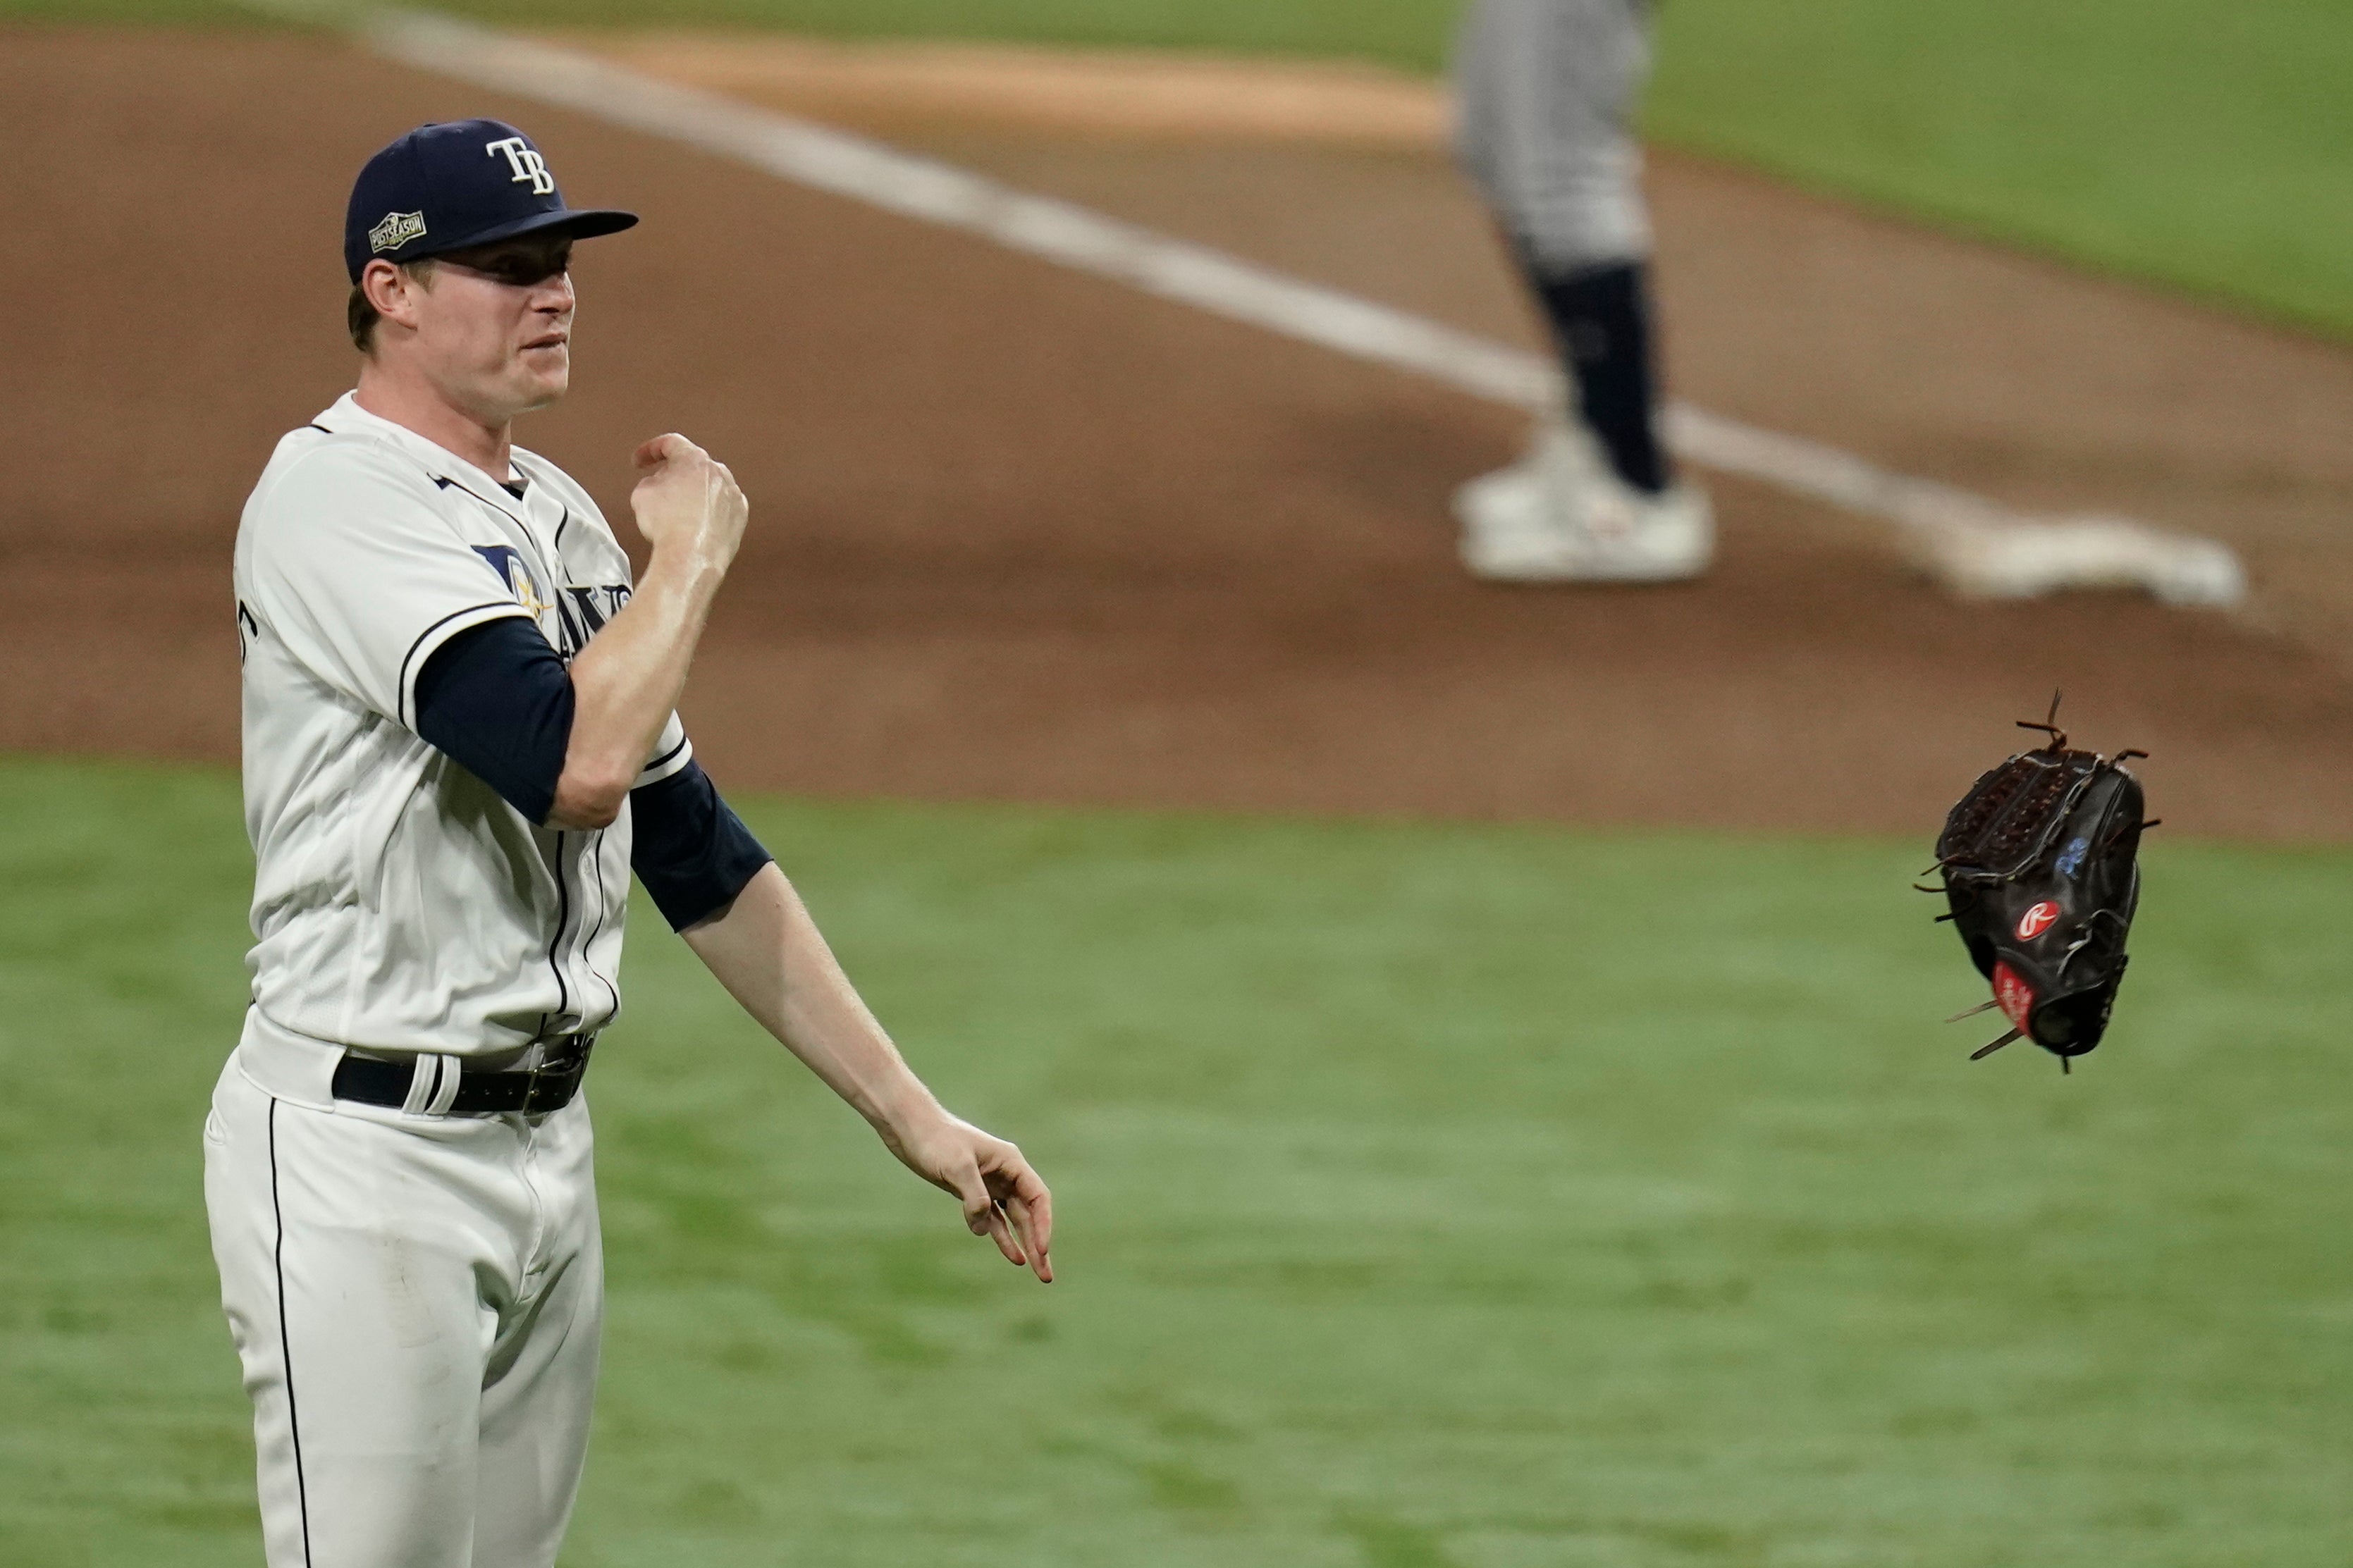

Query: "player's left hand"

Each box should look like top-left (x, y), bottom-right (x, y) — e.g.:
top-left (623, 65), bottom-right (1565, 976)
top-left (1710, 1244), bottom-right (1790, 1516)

top-left (883, 1111), bottom-right (1054, 1283)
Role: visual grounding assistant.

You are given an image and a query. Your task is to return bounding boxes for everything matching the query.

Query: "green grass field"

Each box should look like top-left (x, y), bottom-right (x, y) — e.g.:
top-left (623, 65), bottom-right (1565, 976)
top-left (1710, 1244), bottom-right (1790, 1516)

top-left (7, 0), bottom-right (2352, 336)
top-left (4, 755), bottom-right (2349, 1566)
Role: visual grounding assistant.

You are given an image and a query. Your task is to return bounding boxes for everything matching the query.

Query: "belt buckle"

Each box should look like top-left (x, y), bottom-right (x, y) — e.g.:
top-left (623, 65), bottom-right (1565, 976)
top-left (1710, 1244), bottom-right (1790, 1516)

top-left (521, 1056), bottom-right (548, 1116)
top-left (521, 1034), bottom-right (587, 1115)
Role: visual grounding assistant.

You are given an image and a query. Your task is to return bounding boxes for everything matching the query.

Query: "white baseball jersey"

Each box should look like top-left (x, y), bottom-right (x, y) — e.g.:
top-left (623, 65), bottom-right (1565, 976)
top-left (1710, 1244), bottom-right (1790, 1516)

top-left (233, 392), bottom-right (689, 1058)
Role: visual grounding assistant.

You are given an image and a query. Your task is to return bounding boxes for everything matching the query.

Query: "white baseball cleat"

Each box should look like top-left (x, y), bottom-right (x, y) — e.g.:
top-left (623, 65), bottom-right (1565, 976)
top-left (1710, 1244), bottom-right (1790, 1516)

top-left (1454, 425), bottom-right (1714, 584)
top-left (1451, 416), bottom-right (1606, 529)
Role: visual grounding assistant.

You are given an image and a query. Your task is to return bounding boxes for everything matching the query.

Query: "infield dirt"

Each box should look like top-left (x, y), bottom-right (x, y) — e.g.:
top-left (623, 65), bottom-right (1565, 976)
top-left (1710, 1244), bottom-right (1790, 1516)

top-left (5, 25), bottom-right (2351, 837)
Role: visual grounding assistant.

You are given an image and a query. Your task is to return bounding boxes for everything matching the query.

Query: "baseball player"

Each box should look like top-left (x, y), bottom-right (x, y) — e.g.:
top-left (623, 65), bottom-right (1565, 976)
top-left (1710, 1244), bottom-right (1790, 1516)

top-left (1451, 0), bottom-right (1713, 583)
top-left (204, 118), bottom-right (1052, 1568)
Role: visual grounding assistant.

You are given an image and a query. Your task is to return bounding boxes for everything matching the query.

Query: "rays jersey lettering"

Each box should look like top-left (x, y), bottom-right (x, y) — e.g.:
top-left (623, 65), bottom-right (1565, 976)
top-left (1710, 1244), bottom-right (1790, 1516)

top-left (472, 546), bottom-right (631, 660)
top-left (232, 393), bottom-right (694, 1057)
top-left (474, 544), bottom-right (553, 619)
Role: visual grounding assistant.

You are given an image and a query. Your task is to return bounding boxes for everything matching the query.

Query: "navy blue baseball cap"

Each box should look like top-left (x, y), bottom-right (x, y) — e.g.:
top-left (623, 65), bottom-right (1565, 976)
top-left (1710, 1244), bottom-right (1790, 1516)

top-left (344, 118), bottom-right (637, 282)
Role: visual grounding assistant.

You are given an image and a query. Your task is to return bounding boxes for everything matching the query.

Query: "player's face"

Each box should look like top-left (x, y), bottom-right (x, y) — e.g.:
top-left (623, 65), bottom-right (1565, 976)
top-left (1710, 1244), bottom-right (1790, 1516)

top-left (411, 233), bottom-right (577, 421)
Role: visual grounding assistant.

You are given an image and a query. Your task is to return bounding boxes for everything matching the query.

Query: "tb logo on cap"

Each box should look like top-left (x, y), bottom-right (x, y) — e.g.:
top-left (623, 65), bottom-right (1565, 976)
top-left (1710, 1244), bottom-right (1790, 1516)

top-left (486, 135), bottom-right (555, 195)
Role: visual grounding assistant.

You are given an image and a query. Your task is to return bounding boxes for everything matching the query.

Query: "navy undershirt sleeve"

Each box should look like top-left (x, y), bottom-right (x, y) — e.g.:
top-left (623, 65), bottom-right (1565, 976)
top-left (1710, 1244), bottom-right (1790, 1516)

top-left (412, 616), bottom-right (773, 927)
top-left (629, 761), bottom-right (775, 930)
top-left (413, 616), bottom-right (573, 825)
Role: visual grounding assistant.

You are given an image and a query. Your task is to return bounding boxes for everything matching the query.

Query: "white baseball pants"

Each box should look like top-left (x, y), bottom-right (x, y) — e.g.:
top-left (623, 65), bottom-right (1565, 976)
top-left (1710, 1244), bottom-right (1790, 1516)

top-left (204, 1025), bottom-right (603, 1568)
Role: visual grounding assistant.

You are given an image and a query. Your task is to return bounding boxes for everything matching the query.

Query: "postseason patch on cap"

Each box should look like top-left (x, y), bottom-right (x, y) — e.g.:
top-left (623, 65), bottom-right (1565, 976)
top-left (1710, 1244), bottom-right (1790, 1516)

top-left (368, 209), bottom-right (427, 254)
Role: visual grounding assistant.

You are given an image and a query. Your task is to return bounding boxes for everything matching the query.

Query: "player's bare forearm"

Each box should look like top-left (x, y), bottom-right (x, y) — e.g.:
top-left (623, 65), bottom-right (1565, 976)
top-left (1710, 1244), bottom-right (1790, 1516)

top-left (550, 541), bottom-right (721, 825)
top-left (684, 865), bottom-right (933, 1126)
top-left (682, 863), bottom-right (1055, 1280)
top-left (549, 434), bottom-right (746, 829)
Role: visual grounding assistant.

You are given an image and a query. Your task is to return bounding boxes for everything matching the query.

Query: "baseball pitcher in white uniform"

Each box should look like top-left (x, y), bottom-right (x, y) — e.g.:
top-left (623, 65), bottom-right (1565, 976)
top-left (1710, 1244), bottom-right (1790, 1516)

top-left (206, 118), bottom-right (1053, 1568)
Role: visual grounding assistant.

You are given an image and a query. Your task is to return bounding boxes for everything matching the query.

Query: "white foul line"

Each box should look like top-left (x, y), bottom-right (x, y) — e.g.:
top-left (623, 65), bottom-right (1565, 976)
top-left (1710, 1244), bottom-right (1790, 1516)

top-left (287, 3), bottom-right (2249, 606)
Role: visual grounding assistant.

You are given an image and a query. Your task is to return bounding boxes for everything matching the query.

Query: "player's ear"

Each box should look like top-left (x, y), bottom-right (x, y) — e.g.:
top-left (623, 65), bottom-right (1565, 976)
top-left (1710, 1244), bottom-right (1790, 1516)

top-left (360, 258), bottom-right (426, 334)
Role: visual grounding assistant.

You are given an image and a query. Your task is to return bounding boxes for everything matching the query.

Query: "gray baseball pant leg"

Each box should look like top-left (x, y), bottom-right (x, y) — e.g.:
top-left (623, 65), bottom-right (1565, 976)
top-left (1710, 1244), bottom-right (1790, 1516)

top-left (1454, 0), bottom-right (1654, 274)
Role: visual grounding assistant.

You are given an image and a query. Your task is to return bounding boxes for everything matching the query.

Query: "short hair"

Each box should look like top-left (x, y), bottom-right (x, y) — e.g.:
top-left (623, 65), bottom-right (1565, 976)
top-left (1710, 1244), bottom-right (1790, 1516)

top-left (346, 259), bottom-right (438, 352)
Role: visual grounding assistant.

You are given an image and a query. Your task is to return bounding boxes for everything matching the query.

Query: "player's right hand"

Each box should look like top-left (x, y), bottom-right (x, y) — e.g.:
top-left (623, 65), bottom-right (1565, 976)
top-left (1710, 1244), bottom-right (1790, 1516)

top-left (628, 433), bottom-right (748, 567)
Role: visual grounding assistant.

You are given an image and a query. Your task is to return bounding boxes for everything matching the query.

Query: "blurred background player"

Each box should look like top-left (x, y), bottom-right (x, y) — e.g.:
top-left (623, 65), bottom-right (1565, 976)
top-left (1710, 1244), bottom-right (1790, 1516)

top-left (1451, 0), bottom-right (1713, 584)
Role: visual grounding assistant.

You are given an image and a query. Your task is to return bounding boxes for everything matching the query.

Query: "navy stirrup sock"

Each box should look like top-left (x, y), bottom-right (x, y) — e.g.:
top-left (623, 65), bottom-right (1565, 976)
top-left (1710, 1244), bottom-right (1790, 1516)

top-left (1530, 259), bottom-right (1672, 495)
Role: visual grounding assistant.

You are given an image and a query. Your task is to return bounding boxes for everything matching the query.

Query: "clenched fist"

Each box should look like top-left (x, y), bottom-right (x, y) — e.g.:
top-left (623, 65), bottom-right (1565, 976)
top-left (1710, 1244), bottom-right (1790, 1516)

top-left (629, 433), bottom-right (747, 569)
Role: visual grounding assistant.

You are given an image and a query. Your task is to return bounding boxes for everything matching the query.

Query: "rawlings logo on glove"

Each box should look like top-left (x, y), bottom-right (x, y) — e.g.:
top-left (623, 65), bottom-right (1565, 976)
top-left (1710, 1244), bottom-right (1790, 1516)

top-left (1922, 693), bottom-right (2156, 1072)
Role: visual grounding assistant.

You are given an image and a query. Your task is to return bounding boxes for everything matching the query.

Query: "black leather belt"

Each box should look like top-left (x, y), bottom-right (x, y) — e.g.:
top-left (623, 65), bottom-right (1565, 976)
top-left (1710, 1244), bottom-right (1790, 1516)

top-left (331, 1036), bottom-right (596, 1116)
